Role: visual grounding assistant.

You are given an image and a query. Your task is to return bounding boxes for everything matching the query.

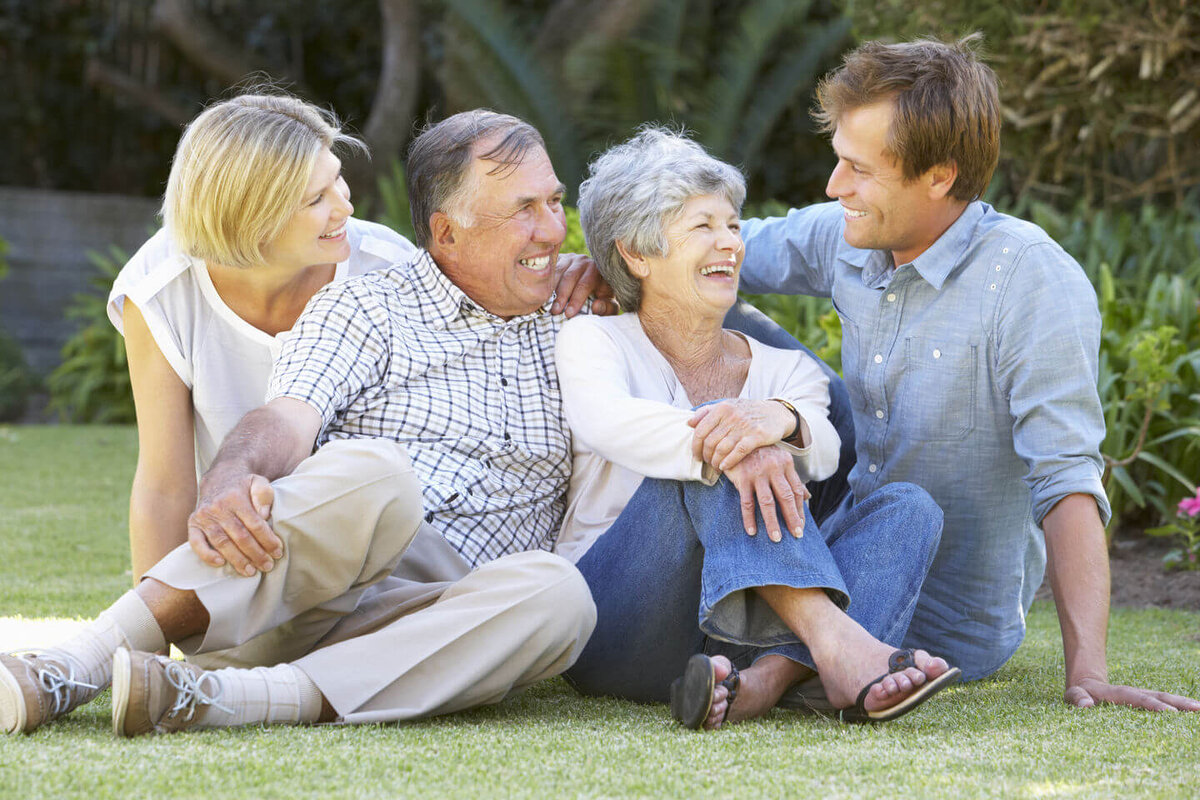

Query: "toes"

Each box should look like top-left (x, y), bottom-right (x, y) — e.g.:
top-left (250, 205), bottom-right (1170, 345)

top-left (705, 698), bottom-right (728, 730)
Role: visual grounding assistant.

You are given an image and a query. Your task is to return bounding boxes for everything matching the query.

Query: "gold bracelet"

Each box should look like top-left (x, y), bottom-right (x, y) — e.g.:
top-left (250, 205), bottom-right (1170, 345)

top-left (768, 397), bottom-right (802, 442)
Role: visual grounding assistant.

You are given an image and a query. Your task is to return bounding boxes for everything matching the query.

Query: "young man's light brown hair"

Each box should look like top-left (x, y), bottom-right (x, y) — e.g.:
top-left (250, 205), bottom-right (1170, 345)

top-left (813, 34), bottom-right (1000, 202)
top-left (162, 91), bottom-right (365, 268)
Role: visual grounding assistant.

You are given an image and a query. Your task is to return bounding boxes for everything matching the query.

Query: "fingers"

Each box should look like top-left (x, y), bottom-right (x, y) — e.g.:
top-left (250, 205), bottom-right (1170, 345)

top-left (753, 473), bottom-right (781, 542)
top-left (718, 439), bottom-right (756, 472)
top-left (186, 522), bottom-right (225, 568)
top-left (732, 474), bottom-right (758, 537)
top-left (1065, 681), bottom-right (1200, 711)
top-left (188, 475), bottom-right (280, 577)
top-left (689, 407), bottom-right (717, 461)
top-left (770, 467), bottom-right (806, 538)
top-left (248, 476), bottom-right (283, 559)
top-left (551, 254), bottom-right (605, 318)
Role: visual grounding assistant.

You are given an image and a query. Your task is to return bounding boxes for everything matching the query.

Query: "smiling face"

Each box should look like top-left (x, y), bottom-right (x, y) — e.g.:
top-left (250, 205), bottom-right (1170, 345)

top-left (825, 100), bottom-right (960, 266)
top-left (629, 193), bottom-right (743, 319)
top-left (431, 140), bottom-right (567, 319)
top-left (259, 147), bottom-right (354, 271)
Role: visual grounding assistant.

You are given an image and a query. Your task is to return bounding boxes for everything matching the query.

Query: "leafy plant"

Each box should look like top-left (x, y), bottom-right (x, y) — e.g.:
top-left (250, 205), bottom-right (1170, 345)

top-left (1033, 201), bottom-right (1200, 527)
top-left (0, 329), bottom-right (37, 423)
top-left (1146, 488), bottom-right (1200, 570)
top-left (46, 246), bottom-right (135, 423)
top-left (438, 0), bottom-right (849, 194)
top-left (366, 157), bottom-right (416, 242)
top-left (851, 0), bottom-right (1200, 212)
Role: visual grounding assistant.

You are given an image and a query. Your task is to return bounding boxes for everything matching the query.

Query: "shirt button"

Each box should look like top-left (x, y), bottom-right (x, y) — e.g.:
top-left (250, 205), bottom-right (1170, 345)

top-left (886, 293), bottom-right (896, 302)
top-left (932, 349), bottom-right (942, 359)
top-left (868, 464), bottom-right (878, 473)
top-left (873, 354), bottom-right (883, 364)
top-left (1002, 247), bottom-right (1009, 254)
top-left (995, 264), bottom-right (1002, 271)
top-left (500, 377), bottom-right (509, 387)
top-left (503, 433), bottom-right (511, 441)
top-left (875, 409), bottom-right (884, 419)
top-left (990, 283), bottom-right (997, 290)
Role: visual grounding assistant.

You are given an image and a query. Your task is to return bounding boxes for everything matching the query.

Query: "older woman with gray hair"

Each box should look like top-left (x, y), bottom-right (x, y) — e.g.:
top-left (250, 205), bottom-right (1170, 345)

top-left (555, 128), bottom-right (960, 730)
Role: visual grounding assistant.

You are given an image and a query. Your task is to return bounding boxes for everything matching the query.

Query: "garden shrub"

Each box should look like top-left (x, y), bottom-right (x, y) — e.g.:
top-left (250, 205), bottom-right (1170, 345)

top-left (851, 0), bottom-right (1200, 213)
top-left (47, 246), bottom-right (135, 423)
top-left (0, 329), bottom-right (37, 423)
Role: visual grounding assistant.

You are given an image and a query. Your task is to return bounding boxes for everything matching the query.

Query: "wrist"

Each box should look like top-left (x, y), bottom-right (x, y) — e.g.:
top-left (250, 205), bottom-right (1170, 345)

top-left (767, 397), bottom-right (801, 442)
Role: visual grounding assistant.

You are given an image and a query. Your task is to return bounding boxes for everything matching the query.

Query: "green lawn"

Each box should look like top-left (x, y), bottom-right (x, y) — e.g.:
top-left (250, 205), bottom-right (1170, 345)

top-left (1, 425), bottom-right (1197, 799)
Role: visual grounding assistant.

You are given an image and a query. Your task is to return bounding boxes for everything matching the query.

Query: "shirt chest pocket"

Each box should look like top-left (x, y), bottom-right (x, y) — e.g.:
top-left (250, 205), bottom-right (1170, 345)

top-left (895, 336), bottom-right (978, 442)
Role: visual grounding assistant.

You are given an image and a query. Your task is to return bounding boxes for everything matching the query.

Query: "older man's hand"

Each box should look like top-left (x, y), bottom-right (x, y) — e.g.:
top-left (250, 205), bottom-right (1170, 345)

top-left (722, 446), bottom-right (810, 542)
top-left (187, 469), bottom-right (281, 576)
top-left (552, 253), bottom-right (618, 317)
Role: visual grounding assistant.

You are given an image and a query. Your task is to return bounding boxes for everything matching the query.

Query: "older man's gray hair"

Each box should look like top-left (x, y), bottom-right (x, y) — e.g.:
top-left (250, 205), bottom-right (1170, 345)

top-left (406, 109), bottom-right (546, 248)
top-left (577, 127), bottom-right (746, 312)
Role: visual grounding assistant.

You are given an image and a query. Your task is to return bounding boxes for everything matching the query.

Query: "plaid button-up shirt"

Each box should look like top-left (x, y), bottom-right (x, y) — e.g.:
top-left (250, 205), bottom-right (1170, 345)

top-left (267, 249), bottom-right (571, 567)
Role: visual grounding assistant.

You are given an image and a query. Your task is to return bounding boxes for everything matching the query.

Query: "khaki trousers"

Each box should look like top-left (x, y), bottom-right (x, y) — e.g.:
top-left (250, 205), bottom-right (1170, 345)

top-left (145, 439), bottom-right (596, 722)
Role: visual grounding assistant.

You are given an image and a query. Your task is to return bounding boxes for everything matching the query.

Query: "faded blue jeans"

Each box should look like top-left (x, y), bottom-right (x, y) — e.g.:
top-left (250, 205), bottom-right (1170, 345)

top-left (565, 476), bottom-right (943, 702)
top-left (565, 304), bottom-right (943, 701)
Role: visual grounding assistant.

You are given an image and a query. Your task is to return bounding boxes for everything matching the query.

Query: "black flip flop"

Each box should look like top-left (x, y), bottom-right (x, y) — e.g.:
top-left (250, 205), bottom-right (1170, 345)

top-left (669, 653), bottom-right (740, 730)
top-left (837, 648), bottom-right (962, 723)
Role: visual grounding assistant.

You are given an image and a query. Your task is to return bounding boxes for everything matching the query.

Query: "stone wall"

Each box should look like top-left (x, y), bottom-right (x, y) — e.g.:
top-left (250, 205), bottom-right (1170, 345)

top-left (0, 187), bottom-right (159, 375)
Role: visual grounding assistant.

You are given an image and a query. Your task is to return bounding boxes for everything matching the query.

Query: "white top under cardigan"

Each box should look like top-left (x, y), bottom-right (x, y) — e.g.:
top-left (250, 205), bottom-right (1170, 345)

top-left (553, 312), bottom-right (840, 563)
top-left (107, 218), bottom-right (417, 477)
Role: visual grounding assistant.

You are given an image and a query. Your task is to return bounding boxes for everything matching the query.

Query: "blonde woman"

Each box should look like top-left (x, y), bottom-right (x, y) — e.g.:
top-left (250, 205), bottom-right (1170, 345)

top-left (107, 92), bottom-right (417, 580)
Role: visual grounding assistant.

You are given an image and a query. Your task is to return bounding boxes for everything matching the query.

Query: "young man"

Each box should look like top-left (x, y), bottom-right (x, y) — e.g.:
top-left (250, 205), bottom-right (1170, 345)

top-left (737, 36), bottom-right (1198, 711)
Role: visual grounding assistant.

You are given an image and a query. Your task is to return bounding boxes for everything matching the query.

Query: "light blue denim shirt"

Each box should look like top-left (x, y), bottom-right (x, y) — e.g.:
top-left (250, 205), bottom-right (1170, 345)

top-left (741, 201), bottom-right (1110, 679)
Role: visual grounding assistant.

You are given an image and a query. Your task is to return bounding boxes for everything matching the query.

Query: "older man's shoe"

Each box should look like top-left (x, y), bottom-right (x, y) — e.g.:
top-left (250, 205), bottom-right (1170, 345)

top-left (112, 648), bottom-right (233, 737)
top-left (0, 651), bottom-right (101, 734)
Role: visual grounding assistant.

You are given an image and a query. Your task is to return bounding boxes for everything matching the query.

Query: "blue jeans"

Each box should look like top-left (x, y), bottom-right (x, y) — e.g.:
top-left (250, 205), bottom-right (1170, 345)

top-left (723, 301), bottom-right (855, 524)
top-left (566, 477), bottom-right (943, 703)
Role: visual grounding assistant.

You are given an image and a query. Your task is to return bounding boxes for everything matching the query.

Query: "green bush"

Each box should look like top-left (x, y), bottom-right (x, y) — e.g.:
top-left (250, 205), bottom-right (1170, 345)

top-left (47, 246), bottom-right (135, 423)
top-left (0, 329), bottom-right (37, 422)
top-left (1032, 201), bottom-right (1200, 526)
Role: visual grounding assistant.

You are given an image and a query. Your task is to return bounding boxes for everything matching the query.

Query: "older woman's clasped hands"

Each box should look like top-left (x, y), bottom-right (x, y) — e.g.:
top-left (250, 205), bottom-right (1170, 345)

top-left (689, 397), bottom-right (814, 540)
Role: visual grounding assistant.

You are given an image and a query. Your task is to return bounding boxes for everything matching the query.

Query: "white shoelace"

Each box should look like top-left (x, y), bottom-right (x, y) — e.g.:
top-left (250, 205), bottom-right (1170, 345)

top-left (163, 661), bottom-right (234, 721)
top-left (20, 653), bottom-right (98, 716)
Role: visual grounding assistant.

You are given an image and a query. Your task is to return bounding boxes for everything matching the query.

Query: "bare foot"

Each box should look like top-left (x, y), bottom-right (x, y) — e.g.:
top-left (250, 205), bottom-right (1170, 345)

top-left (704, 655), bottom-right (812, 730)
top-left (809, 623), bottom-right (951, 714)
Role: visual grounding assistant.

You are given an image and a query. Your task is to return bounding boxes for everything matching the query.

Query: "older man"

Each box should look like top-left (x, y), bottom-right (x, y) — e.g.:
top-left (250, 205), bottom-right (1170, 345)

top-left (735, 36), bottom-right (1199, 712)
top-left (1, 110), bottom-right (597, 736)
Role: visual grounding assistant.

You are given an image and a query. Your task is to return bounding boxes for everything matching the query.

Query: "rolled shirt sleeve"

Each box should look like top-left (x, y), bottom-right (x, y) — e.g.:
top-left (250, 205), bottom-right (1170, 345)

top-left (995, 242), bottom-right (1110, 525)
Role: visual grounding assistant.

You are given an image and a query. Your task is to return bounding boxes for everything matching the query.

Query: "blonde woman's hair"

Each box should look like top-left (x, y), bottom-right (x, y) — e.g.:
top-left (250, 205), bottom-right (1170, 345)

top-left (162, 91), bottom-right (365, 268)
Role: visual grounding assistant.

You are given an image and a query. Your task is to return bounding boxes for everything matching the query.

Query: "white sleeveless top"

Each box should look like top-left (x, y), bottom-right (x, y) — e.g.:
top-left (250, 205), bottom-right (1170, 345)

top-left (108, 218), bottom-right (416, 477)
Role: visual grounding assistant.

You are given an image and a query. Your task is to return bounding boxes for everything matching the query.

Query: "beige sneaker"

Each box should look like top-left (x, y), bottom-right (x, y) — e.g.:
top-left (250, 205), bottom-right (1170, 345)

top-left (1, 651), bottom-right (101, 734)
top-left (112, 648), bottom-right (232, 737)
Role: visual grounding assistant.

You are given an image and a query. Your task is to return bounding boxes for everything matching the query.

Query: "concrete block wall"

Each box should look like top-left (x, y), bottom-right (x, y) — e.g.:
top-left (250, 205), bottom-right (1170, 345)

top-left (0, 187), bottom-right (160, 375)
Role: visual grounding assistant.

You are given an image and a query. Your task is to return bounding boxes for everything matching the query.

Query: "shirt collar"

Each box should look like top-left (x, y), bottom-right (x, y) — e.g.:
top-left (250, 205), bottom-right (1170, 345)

top-left (839, 201), bottom-right (987, 291)
top-left (403, 249), bottom-right (556, 329)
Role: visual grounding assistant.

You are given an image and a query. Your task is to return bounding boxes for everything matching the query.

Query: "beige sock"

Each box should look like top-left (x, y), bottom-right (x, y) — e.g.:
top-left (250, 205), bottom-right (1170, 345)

top-left (49, 591), bottom-right (166, 689)
top-left (198, 664), bottom-right (323, 728)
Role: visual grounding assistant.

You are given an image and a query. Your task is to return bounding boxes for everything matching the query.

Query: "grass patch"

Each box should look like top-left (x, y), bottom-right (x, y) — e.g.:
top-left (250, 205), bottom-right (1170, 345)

top-left (1, 425), bottom-right (1197, 799)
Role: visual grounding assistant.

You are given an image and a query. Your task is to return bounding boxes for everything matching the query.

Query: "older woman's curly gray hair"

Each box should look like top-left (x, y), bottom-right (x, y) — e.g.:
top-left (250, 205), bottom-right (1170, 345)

top-left (577, 127), bottom-right (746, 312)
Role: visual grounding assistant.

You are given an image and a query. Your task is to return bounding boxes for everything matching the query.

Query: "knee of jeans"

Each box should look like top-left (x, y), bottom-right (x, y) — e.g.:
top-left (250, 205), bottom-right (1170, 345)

top-left (887, 482), bottom-right (944, 548)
